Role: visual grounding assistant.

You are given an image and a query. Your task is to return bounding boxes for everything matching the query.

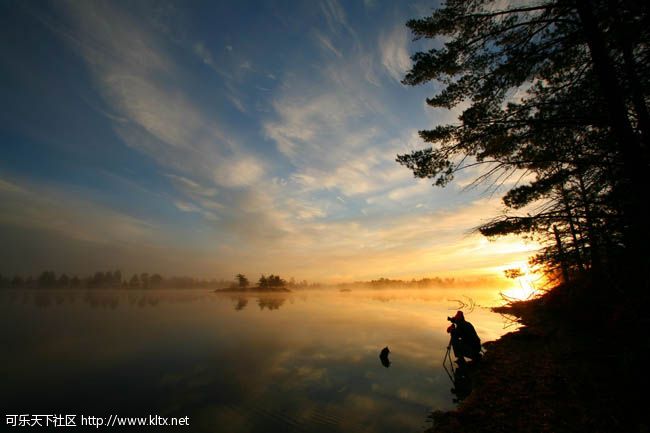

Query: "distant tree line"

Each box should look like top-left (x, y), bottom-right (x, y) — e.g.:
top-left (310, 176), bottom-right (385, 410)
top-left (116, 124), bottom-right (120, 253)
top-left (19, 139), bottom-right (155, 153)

top-left (1, 271), bottom-right (496, 291)
top-left (336, 276), bottom-right (499, 290)
top-left (0, 270), bottom-right (230, 290)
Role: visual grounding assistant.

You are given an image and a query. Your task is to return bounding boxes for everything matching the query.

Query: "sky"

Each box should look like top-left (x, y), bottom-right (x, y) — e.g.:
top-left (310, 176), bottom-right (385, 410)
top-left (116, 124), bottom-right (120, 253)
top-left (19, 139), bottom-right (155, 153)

top-left (0, 0), bottom-right (538, 283)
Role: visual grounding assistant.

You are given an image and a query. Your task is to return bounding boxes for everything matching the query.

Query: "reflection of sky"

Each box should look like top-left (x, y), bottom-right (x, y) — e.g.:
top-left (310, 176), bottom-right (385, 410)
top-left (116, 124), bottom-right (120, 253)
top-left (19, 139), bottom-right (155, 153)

top-left (1, 289), bottom-right (515, 432)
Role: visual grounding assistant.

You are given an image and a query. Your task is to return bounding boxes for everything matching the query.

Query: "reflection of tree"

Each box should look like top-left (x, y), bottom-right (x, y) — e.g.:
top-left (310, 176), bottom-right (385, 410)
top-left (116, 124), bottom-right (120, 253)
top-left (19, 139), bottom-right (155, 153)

top-left (8, 290), bottom-right (211, 308)
top-left (233, 296), bottom-right (248, 311)
top-left (34, 293), bottom-right (52, 307)
top-left (84, 292), bottom-right (120, 309)
top-left (372, 295), bottom-right (396, 303)
top-left (257, 297), bottom-right (286, 311)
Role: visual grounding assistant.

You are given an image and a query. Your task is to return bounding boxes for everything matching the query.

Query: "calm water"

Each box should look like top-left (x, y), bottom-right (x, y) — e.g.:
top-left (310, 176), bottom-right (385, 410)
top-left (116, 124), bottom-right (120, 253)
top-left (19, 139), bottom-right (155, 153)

top-left (1, 288), bottom-right (515, 432)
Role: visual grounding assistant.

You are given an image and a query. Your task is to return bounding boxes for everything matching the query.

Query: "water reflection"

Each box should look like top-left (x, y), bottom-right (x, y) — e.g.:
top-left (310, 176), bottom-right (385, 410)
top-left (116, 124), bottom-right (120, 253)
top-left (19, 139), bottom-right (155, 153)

top-left (232, 296), bottom-right (248, 311)
top-left (450, 362), bottom-right (475, 403)
top-left (0, 288), bottom-right (514, 433)
top-left (257, 296), bottom-right (286, 310)
top-left (3, 290), bottom-right (294, 313)
top-left (1, 289), bottom-right (216, 308)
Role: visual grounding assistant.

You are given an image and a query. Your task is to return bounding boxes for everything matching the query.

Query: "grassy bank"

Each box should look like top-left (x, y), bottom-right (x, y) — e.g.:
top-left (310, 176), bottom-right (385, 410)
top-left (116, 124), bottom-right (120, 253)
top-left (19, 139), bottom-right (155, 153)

top-left (427, 284), bottom-right (649, 433)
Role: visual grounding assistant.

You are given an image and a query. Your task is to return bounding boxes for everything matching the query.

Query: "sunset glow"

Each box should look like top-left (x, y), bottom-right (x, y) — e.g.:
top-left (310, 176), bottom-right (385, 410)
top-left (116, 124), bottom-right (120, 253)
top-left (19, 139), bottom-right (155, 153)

top-left (499, 261), bottom-right (543, 301)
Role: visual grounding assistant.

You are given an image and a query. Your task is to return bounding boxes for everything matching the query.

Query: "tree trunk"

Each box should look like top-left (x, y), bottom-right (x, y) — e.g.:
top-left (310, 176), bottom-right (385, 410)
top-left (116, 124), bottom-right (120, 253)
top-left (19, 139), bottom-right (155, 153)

top-left (574, 0), bottom-right (649, 290)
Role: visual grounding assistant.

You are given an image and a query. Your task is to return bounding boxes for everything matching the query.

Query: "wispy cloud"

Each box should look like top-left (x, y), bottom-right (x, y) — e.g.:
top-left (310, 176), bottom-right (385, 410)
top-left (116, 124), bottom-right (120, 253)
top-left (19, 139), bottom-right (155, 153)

top-left (0, 176), bottom-right (159, 247)
top-left (319, 0), bottom-right (350, 34)
top-left (193, 41), bottom-right (230, 79)
top-left (379, 24), bottom-right (411, 83)
top-left (166, 174), bottom-right (218, 198)
top-left (313, 30), bottom-right (342, 58)
top-left (213, 155), bottom-right (266, 188)
top-left (62, 2), bottom-right (230, 175)
top-left (60, 0), bottom-right (269, 222)
top-left (174, 200), bottom-right (219, 221)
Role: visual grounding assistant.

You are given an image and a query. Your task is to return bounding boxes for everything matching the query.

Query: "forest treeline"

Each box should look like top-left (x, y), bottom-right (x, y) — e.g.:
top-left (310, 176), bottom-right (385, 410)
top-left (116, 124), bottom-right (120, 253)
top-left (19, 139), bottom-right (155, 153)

top-left (398, 0), bottom-right (650, 305)
top-left (336, 276), bottom-right (501, 290)
top-left (0, 271), bottom-right (318, 290)
top-left (0, 270), bottom-right (229, 290)
top-left (0, 271), bottom-right (494, 291)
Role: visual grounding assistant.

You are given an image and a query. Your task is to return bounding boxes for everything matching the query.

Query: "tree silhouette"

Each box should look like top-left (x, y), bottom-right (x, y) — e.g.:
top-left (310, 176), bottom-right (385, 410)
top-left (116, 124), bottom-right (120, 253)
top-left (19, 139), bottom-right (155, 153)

top-left (140, 273), bottom-right (150, 289)
top-left (58, 273), bottom-right (70, 288)
top-left (236, 274), bottom-right (249, 288)
top-left (150, 274), bottom-right (163, 288)
top-left (257, 274), bottom-right (286, 290)
top-left (399, 0), bottom-right (650, 295)
top-left (267, 274), bottom-right (286, 288)
top-left (37, 271), bottom-right (56, 288)
top-left (258, 275), bottom-right (268, 289)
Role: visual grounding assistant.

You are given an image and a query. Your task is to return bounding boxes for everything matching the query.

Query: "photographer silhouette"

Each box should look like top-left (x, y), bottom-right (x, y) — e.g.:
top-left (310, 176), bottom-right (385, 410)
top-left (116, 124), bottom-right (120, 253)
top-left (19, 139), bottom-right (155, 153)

top-left (446, 311), bottom-right (481, 364)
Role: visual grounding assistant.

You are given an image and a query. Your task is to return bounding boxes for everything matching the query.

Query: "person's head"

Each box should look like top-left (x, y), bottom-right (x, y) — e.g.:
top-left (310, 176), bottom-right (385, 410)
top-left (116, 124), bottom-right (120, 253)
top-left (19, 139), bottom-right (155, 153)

top-left (453, 311), bottom-right (465, 322)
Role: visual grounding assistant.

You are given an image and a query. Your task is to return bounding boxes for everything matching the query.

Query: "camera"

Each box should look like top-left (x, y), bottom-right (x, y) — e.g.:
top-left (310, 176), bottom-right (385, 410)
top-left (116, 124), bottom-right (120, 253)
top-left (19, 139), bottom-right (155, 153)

top-left (447, 316), bottom-right (457, 323)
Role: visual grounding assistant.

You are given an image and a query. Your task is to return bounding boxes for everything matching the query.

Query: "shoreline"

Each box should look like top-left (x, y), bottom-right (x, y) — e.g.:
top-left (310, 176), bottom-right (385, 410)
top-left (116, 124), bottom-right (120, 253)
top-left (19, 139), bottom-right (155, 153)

top-left (426, 290), bottom-right (646, 433)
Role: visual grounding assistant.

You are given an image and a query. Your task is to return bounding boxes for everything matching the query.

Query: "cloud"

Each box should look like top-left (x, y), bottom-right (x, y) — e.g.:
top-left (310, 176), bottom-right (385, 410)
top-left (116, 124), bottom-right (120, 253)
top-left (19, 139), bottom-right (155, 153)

top-left (173, 200), bottom-right (200, 213)
top-left (319, 0), bottom-right (349, 34)
top-left (194, 41), bottom-right (215, 67)
top-left (359, 53), bottom-right (381, 86)
top-left (0, 175), bottom-right (237, 276)
top-left (313, 30), bottom-right (342, 58)
top-left (59, 0), bottom-right (270, 227)
top-left (372, 181), bottom-right (432, 202)
top-left (166, 174), bottom-right (218, 197)
top-left (0, 176), bottom-right (159, 247)
top-left (264, 84), bottom-right (384, 168)
top-left (213, 155), bottom-right (266, 188)
top-left (265, 75), bottom-right (415, 198)
top-left (227, 94), bottom-right (247, 113)
top-left (234, 196), bottom-right (538, 282)
top-left (60, 1), bottom-right (235, 178)
top-left (174, 200), bottom-right (220, 221)
top-left (0, 178), bottom-right (26, 194)
top-left (379, 25), bottom-right (411, 83)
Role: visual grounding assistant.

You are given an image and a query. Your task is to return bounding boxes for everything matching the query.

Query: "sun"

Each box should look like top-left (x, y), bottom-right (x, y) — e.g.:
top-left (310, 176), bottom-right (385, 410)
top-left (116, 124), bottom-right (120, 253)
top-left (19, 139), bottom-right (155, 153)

top-left (500, 261), bottom-right (541, 301)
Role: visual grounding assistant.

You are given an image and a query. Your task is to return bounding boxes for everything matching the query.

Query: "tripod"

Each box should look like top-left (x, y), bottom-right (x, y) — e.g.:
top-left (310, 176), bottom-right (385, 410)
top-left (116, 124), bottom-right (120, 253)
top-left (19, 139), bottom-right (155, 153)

top-left (442, 336), bottom-right (455, 383)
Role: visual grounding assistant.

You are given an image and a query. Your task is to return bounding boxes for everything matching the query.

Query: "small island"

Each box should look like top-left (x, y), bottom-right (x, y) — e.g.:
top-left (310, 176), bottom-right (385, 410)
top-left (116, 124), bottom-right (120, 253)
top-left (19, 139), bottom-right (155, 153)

top-left (215, 274), bottom-right (291, 293)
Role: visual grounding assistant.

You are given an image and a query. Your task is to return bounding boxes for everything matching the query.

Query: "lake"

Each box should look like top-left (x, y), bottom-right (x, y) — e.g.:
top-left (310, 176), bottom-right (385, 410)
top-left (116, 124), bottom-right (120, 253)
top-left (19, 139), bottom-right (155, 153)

top-left (1, 288), bottom-right (516, 432)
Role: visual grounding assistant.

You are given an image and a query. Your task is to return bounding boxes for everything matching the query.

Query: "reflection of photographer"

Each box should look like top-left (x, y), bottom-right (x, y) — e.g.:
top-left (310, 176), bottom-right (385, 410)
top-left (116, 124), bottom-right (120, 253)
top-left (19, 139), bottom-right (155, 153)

top-left (446, 311), bottom-right (481, 364)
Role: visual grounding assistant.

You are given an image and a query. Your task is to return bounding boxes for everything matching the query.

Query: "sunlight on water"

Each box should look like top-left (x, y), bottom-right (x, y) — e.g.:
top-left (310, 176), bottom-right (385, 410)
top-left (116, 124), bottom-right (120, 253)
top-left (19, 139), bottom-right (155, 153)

top-left (1, 288), bottom-right (517, 433)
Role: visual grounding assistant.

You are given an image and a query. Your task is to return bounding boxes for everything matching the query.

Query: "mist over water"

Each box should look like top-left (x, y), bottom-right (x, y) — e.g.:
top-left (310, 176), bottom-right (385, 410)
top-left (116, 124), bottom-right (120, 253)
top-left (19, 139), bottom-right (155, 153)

top-left (1, 288), bottom-right (515, 432)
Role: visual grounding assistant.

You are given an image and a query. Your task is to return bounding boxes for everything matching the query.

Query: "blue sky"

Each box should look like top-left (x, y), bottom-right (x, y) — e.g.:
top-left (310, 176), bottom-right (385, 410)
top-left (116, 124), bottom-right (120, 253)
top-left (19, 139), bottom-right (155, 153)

top-left (0, 0), bottom-right (536, 282)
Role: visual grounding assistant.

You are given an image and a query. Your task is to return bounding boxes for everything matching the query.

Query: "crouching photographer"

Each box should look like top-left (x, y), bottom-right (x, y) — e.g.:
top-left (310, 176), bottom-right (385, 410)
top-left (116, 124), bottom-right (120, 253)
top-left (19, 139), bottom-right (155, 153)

top-left (446, 311), bottom-right (482, 364)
